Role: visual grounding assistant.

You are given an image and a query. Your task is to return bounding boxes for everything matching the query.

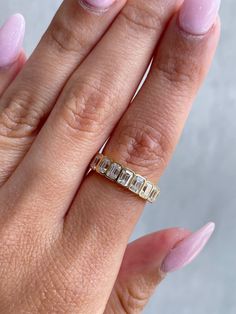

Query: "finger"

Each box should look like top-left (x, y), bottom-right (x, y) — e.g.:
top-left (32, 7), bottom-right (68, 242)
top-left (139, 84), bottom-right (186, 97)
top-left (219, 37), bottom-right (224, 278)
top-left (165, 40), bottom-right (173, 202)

top-left (105, 223), bottom-right (214, 313)
top-left (0, 51), bottom-right (26, 97)
top-left (6, 0), bottom-right (181, 220)
top-left (105, 228), bottom-right (190, 313)
top-left (103, 20), bottom-right (221, 182)
top-left (0, 14), bottom-right (25, 96)
top-left (0, 0), bottom-right (125, 184)
top-left (64, 0), bottom-right (220, 306)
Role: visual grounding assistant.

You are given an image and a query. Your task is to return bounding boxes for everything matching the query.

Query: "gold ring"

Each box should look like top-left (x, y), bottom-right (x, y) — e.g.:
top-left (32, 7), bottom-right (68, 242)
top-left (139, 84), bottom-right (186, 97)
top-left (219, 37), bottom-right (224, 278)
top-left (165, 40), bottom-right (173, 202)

top-left (90, 153), bottom-right (160, 203)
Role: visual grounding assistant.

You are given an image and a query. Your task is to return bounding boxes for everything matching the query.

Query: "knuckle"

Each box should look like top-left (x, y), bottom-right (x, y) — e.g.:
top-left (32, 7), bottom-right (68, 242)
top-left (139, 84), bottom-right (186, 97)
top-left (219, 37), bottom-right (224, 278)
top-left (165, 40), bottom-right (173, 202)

top-left (59, 80), bottom-right (113, 138)
top-left (119, 2), bottom-right (162, 33)
top-left (0, 92), bottom-right (45, 139)
top-left (115, 122), bottom-right (171, 176)
top-left (115, 283), bottom-right (149, 313)
top-left (47, 14), bottom-right (86, 55)
top-left (154, 54), bottom-right (197, 86)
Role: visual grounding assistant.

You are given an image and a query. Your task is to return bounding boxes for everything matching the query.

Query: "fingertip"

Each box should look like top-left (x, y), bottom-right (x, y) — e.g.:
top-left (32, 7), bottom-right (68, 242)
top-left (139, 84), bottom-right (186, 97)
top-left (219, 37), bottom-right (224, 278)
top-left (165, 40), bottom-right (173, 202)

top-left (11, 13), bottom-right (26, 30)
top-left (0, 49), bottom-right (26, 96)
top-left (120, 228), bottom-right (190, 276)
top-left (161, 222), bottom-right (216, 273)
top-left (0, 13), bottom-right (26, 68)
top-left (178, 0), bottom-right (221, 36)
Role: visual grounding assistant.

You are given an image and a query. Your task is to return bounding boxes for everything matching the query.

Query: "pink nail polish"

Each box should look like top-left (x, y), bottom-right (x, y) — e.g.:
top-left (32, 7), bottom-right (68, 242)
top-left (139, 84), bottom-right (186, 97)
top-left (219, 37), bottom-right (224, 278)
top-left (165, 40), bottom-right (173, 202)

top-left (161, 222), bottom-right (215, 273)
top-left (179, 0), bottom-right (221, 35)
top-left (79, 0), bottom-right (116, 13)
top-left (0, 14), bottom-right (25, 68)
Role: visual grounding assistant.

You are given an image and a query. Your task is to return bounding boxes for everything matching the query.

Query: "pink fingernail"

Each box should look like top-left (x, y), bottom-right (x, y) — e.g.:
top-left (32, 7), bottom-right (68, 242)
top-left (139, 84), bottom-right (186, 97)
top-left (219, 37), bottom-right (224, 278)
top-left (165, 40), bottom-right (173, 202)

top-left (161, 222), bottom-right (215, 273)
top-left (179, 0), bottom-right (221, 35)
top-left (0, 14), bottom-right (25, 68)
top-left (79, 0), bottom-right (116, 13)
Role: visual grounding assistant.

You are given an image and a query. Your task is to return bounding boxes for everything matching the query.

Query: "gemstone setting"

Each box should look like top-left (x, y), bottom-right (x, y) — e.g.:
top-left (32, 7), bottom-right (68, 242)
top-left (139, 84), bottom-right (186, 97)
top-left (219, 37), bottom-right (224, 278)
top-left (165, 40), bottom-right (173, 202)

top-left (129, 175), bottom-right (145, 194)
top-left (90, 153), bottom-right (160, 203)
top-left (106, 163), bottom-right (122, 180)
top-left (117, 169), bottom-right (134, 187)
top-left (148, 186), bottom-right (160, 203)
top-left (139, 181), bottom-right (153, 200)
top-left (98, 157), bottom-right (111, 174)
top-left (90, 153), bottom-right (103, 170)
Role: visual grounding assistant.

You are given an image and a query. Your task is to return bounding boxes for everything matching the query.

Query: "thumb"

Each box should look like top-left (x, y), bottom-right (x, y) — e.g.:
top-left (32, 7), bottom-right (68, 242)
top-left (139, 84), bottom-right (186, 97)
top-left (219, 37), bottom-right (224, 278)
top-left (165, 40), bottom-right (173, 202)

top-left (105, 222), bottom-right (215, 313)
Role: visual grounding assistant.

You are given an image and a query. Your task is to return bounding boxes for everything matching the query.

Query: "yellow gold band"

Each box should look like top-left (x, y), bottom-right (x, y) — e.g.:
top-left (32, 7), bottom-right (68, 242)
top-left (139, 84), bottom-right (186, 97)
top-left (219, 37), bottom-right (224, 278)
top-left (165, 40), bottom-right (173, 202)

top-left (90, 153), bottom-right (160, 203)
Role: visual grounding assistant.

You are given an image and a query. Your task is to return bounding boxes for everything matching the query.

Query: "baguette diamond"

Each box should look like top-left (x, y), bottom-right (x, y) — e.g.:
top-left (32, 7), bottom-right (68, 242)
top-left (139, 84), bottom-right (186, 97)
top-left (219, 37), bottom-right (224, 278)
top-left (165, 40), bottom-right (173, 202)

top-left (98, 157), bottom-right (111, 174)
top-left (148, 187), bottom-right (160, 203)
top-left (90, 153), bottom-right (160, 203)
top-left (117, 169), bottom-right (134, 187)
top-left (106, 163), bottom-right (122, 180)
top-left (139, 181), bottom-right (153, 200)
top-left (90, 153), bottom-right (103, 170)
top-left (129, 175), bottom-right (145, 194)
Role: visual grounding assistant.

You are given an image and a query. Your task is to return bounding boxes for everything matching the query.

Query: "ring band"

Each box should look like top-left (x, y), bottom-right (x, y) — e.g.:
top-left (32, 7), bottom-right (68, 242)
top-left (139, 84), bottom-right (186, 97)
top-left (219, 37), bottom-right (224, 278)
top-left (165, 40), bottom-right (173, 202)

top-left (90, 153), bottom-right (160, 203)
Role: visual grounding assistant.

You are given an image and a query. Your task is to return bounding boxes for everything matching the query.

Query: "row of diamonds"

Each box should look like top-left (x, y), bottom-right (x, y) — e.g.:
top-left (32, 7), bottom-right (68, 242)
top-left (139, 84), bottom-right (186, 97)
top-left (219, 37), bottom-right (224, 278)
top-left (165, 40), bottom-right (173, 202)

top-left (90, 153), bottom-right (160, 203)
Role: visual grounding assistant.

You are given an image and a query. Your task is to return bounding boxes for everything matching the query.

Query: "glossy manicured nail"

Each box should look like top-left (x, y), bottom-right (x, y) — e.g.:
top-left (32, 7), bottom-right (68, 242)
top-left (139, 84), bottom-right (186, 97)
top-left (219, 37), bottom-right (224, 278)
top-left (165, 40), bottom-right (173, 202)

top-left (0, 14), bottom-right (25, 68)
top-left (179, 0), bottom-right (221, 35)
top-left (79, 0), bottom-right (116, 13)
top-left (161, 222), bottom-right (215, 273)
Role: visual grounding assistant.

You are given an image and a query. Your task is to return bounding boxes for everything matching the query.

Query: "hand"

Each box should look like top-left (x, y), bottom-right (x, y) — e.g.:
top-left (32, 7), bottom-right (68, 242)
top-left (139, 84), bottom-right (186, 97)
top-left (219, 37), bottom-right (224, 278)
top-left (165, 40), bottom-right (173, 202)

top-left (0, 0), bottom-right (220, 313)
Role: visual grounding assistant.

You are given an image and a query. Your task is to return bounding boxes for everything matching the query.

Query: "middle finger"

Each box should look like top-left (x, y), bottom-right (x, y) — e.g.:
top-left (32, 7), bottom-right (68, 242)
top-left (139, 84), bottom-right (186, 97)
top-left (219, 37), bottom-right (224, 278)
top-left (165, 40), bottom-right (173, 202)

top-left (4, 0), bottom-right (180, 222)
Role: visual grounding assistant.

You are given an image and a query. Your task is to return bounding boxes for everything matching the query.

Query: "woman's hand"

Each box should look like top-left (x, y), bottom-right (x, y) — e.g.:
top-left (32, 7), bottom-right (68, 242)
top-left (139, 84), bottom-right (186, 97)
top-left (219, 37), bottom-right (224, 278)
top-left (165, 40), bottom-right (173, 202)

top-left (0, 0), bottom-right (220, 312)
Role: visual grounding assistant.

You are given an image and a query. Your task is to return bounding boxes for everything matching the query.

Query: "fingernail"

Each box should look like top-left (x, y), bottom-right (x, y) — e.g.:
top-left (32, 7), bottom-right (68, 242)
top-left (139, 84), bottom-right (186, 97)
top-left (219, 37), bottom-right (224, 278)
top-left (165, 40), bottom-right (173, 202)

top-left (79, 0), bottom-right (116, 13)
top-left (161, 222), bottom-right (215, 273)
top-left (179, 0), bottom-right (221, 35)
top-left (0, 14), bottom-right (25, 68)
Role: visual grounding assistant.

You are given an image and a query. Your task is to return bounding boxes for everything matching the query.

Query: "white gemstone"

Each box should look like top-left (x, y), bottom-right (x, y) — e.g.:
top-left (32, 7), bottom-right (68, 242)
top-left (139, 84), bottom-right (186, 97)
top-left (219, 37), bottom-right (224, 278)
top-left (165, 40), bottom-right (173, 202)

top-left (117, 169), bottom-right (134, 187)
top-left (129, 175), bottom-right (145, 194)
top-left (139, 181), bottom-right (153, 199)
top-left (148, 187), bottom-right (160, 203)
top-left (106, 163), bottom-right (122, 180)
top-left (98, 157), bottom-right (111, 174)
top-left (90, 154), bottom-right (103, 170)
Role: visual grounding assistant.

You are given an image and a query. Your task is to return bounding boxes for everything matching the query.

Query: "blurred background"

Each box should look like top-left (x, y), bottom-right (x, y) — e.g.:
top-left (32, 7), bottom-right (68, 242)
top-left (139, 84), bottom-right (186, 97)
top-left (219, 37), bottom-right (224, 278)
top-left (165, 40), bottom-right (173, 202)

top-left (0, 1), bottom-right (235, 313)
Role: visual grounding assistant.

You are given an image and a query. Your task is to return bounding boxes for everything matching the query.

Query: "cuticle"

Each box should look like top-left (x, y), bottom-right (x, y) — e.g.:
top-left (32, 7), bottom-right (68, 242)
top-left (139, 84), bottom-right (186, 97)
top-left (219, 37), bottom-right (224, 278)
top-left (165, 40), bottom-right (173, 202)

top-left (78, 0), bottom-right (111, 15)
top-left (0, 57), bottom-right (18, 70)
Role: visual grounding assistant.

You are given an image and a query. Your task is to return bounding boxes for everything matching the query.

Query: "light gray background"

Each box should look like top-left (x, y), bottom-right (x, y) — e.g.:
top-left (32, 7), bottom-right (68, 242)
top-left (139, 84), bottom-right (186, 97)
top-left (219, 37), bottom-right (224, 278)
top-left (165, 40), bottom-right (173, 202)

top-left (0, 1), bottom-right (235, 313)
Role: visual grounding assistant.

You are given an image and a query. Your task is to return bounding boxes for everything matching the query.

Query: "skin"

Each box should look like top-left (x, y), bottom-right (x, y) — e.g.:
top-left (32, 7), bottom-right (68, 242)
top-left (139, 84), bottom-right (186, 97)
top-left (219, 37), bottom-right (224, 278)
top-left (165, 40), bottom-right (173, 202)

top-left (0, 51), bottom-right (26, 96)
top-left (0, 0), bottom-right (220, 313)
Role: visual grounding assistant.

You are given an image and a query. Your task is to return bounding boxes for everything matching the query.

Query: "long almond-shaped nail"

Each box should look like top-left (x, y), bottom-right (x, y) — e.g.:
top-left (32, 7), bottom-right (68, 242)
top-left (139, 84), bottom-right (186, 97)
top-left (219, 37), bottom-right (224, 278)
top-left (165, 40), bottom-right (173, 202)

top-left (79, 0), bottom-right (116, 13)
top-left (161, 222), bottom-right (215, 273)
top-left (0, 14), bottom-right (25, 68)
top-left (179, 0), bottom-right (221, 35)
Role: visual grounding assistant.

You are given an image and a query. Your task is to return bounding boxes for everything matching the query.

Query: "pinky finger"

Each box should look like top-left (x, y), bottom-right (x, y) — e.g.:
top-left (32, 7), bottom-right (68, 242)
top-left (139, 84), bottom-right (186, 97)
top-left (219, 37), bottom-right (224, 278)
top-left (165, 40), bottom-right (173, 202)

top-left (0, 14), bottom-right (25, 96)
